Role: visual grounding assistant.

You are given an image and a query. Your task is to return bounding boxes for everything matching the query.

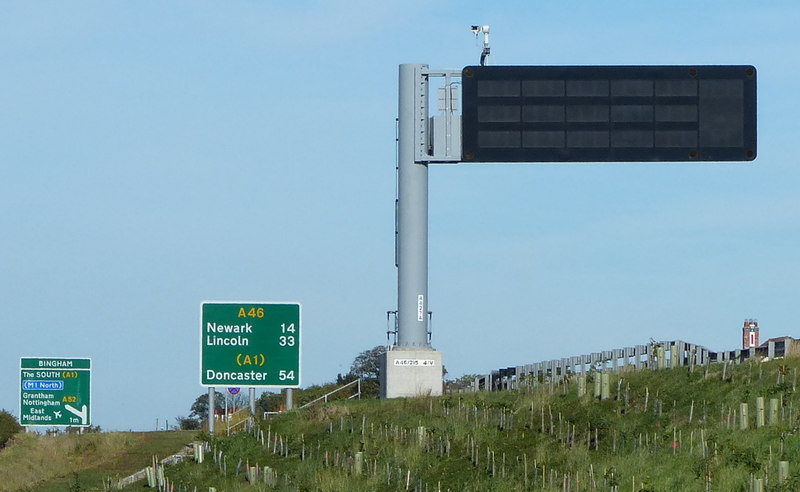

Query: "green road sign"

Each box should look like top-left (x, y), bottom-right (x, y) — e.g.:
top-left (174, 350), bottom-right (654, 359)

top-left (200, 302), bottom-right (301, 388)
top-left (19, 357), bottom-right (91, 427)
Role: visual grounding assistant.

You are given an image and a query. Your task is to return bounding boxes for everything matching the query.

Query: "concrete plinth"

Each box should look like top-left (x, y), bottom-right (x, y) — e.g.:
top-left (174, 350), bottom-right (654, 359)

top-left (380, 348), bottom-right (443, 398)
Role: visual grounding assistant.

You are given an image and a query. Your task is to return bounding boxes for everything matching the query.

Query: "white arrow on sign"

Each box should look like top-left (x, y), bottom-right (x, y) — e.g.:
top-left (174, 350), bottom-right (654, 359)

top-left (64, 404), bottom-right (88, 425)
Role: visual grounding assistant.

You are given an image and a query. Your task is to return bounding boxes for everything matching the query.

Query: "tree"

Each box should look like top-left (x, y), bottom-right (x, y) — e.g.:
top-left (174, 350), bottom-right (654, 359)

top-left (445, 374), bottom-right (480, 392)
top-left (256, 391), bottom-right (284, 415)
top-left (0, 410), bottom-right (22, 449)
top-left (347, 345), bottom-right (386, 398)
top-left (349, 345), bottom-right (385, 380)
top-left (189, 390), bottom-right (225, 420)
top-left (175, 415), bottom-right (201, 430)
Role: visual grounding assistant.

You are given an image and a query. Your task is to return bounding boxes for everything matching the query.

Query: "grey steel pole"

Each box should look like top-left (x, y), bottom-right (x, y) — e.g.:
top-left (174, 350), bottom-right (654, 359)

top-left (286, 388), bottom-right (294, 410)
top-left (208, 387), bottom-right (215, 434)
top-left (249, 387), bottom-right (256, 415)
top-left (397, 64), bottom-right (430, 348)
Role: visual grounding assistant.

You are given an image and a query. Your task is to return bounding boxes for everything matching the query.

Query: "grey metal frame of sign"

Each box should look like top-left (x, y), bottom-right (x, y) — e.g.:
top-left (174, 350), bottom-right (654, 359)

top-left (389, 63), bottom-right (757, 401)
top-left (461, 65), bottom-right (756, 163)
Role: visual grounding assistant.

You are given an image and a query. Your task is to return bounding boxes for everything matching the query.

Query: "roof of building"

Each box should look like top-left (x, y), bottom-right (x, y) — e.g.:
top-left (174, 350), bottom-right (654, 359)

top-left (758, 336), bottom-right (798, 348)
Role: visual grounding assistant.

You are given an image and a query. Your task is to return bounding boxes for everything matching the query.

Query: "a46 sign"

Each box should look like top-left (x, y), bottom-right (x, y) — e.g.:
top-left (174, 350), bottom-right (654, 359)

top-left (200, 302), bottom-right (301, 388)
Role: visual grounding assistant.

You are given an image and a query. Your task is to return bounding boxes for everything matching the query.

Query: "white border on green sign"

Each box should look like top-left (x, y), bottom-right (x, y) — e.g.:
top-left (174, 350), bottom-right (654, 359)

top-left (19, 356), bottom-right (92, 428)
top-left (198, 301), bottom-right (302, 389)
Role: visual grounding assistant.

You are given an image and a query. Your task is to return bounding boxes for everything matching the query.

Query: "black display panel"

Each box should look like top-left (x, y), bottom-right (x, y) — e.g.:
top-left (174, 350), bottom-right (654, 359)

top-left (461, 65), bottom-right (756, 162)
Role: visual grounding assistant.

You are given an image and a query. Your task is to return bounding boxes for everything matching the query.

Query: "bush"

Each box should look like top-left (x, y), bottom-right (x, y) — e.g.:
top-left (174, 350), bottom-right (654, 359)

top-left (0, 410), bottom-right (22, 448)
top-left (176, 416), bottom-right (201, 430)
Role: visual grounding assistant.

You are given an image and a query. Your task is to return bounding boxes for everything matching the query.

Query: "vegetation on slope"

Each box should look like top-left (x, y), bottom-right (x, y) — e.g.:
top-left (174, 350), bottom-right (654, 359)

top-left (0, 430), bottom-right (195, 492)
top-left (154, 357), bottom-right (800, 491)
top-left (0, 411), bottom-right (22, 450)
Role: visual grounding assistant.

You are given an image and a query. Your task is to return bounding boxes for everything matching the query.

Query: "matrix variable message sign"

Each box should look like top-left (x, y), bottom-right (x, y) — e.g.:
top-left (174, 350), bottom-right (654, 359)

top-left (461, 65), bottom-right (756, 163)
top-left (19, 357), bottom-right (91, 427)
top-left (200, 302), bottom-right (301, 387)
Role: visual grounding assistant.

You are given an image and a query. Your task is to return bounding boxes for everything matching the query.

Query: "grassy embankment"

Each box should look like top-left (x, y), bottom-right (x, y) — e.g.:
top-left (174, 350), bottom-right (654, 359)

top-left (147, 357), bottom-right (800, 491)
top-left (0, 430), bottom-right (195, 492)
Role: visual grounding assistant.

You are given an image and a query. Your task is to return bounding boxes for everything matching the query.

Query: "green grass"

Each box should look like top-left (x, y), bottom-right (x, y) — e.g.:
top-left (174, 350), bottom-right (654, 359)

top-left (154, 358), bottom-right (800, 491)
top-left (6, 359), bottom-right (800, 491)
top-left (0, 430), bottom-right (196, 492)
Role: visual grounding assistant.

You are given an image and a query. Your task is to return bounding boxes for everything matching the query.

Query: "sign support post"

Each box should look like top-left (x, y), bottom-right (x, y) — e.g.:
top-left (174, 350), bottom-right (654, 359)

top-left (381, 64), bottom-right (444, 398)
top-left (208, 387), bottom-right (215, 434)
top-left (396, 63), bottom-right (430, 349)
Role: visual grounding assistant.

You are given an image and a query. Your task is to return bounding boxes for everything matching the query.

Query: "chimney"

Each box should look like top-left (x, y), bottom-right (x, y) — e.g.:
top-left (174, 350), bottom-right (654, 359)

top-left (742, 319), bottom-right (759, 349)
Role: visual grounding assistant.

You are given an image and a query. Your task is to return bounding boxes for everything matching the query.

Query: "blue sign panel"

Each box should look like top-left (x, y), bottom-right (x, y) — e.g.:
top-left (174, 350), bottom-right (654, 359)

top-left (22, 380), bottom-right (65, 391)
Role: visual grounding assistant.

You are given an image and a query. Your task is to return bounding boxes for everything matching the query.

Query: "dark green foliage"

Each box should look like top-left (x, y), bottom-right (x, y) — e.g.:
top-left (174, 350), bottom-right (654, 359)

top-left (348, 346), bottom-right (385, 380)
top-left (346, 345), bottom-right (386, 398)
top-left (68, 472), bottom-right (83, 492)
top-left (176, 415), bottom-right (201, 430)
top-left (189, 390), bottom-right (225, 419)
top-left (0, 410), bottom-right (22, 449)
top-left (725, 444), bottom-right (761, 472)
top-left (767, 382), bottom-right (792, 398)
top-left (445, 373), bottom-right (481, 392)
top-left (256, 391), bottom-right (283, 414)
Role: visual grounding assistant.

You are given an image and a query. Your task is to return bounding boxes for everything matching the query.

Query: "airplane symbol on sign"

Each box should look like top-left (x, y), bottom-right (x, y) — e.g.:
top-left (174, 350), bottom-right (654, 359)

top-left (54, 410), bottom-right (62, 419)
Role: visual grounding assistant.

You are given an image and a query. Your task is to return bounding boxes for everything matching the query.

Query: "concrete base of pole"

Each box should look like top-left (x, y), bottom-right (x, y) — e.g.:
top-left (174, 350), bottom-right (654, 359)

top-left (380, 348), bottom-right (443, 398)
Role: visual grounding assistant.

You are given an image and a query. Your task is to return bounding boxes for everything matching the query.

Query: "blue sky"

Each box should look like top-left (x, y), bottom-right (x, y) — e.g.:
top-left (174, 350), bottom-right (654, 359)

top-left (1, 1), bottom-right (798, 431)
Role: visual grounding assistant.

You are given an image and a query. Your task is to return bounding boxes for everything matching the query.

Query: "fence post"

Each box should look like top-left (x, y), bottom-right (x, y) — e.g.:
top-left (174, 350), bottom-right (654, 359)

top-left (600, 373), bottom-right (610, 401)
top-left (670, 342), bottom-right (678, 369)
top-left (740, 403), bottom-right (749, 430)
top-left (778, 461), bottom-right (790, 484)
top-left (755, 397), bottom-right (765, 428)
top-left (355, 451), bottom-right (364, 475)
top-left (768, 398), bottom-right (780, 426)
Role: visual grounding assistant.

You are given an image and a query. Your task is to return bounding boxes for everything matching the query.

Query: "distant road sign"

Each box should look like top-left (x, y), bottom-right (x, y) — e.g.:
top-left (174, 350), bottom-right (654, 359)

top-left (20, 357), bottom-right (91, 427)
top-left (200, 302), bottom-right (301, 388)
top-left (228, 387), bottom-right (240, 395)
top-left (461, 65), bottom-right (756, 163)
